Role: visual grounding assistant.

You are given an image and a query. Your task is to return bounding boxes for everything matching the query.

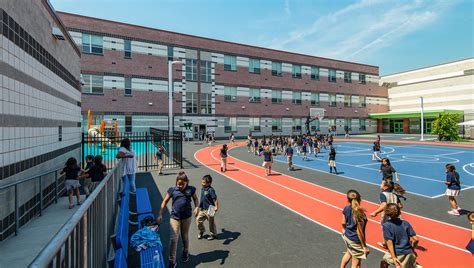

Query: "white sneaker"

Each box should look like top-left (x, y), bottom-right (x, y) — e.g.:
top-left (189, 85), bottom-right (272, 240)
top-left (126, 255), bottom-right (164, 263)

top-left (448, 209), bottom-right (460, 216)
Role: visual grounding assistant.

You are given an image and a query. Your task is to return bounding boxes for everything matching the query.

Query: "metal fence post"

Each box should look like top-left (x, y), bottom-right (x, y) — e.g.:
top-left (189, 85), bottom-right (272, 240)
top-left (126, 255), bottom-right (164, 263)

top-left (15, 184), bottom-right (19, 236)
top-left (145, 132), bottom-right (148, 171)
top-left (55, 171), bottom-right (59, 204)
top-left (39, 175), bottom-right (43, 216)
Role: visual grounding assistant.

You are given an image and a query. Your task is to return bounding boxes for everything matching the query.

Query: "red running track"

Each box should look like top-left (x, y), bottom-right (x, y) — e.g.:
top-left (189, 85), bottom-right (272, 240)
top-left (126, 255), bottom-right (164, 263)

top-left (195, 143), bottom-right (473, 268)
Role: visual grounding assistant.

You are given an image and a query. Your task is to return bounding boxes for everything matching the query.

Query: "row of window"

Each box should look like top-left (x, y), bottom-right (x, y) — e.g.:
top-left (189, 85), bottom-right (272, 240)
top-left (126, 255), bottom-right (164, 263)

top-left (223, 88), bottom-right (367, 107)
top-left (223, 118), bottom-right (367, 132)
top-left (80, 33), bottom-right (368, 84)
top-left (185, 92), bottom-right (212, 114)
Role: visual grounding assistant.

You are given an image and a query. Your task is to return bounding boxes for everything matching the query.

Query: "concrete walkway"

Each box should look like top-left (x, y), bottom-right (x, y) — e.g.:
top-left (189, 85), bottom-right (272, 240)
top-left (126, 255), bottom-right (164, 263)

top-left (0, 195), bottom-right (86, 268)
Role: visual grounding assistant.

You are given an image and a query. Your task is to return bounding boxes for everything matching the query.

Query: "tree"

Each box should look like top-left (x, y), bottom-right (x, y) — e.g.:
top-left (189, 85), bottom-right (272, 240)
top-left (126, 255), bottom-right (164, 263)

top-left (432, 113), bottom-right (460, 141)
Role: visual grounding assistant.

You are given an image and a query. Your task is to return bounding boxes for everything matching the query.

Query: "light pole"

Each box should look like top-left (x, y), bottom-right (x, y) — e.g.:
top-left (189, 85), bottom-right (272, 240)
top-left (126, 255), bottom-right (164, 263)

top-left (420, 96), bottom-right (424, 141)
top-left (168, 60), bottom-right (181, 164)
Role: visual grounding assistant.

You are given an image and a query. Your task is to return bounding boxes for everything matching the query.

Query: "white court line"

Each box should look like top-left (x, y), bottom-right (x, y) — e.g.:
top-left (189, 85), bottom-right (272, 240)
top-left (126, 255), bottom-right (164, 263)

top-left (198, 146), bottom-right (471, 254)
top-left (435, 151), bottom-right (465, 156)
top-left (355, 160), bottom-right (404, 167)
top-left (462, 163), bottom-right (474, 176)
top-left (431, 185), bottom-right (474, 198)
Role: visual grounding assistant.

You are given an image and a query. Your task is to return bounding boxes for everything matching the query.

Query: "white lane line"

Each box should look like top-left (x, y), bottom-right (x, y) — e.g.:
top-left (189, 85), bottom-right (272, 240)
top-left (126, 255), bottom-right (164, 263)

top-left (199, 146), bottom-right (471, 254)
top-left (355, 160), bottom-right (404, 167)
top-left (434, 151), bottom-right (465, 156)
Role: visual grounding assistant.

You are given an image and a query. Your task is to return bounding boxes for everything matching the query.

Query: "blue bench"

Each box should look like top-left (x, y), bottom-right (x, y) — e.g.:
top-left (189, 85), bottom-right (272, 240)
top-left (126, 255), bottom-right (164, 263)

top-left (136, 188), bottom-right (152, 215)
top-left (140, 243), bottom-right (165, 268)
top-left (114, 248), bottom-right (127, 268)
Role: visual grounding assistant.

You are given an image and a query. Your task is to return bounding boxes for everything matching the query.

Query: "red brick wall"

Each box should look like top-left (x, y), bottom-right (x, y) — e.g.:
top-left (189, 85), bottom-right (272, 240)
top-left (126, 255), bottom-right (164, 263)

top-left (403, 118), bottom-right (410, 133)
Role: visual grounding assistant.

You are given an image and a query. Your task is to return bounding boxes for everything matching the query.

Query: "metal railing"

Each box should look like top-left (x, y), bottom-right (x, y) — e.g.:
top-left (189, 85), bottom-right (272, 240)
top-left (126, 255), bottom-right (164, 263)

top-left (0, 168), bottom-right (66, 241)
top-left (82, 129), bottom-right (183, 172)
top-left (29, 162), bottom-right (123, 268)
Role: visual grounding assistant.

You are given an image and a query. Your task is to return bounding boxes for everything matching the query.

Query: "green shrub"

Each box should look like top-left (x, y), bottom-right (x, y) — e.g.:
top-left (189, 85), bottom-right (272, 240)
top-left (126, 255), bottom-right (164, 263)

top-left (432, 113), bottom-right (460, 141)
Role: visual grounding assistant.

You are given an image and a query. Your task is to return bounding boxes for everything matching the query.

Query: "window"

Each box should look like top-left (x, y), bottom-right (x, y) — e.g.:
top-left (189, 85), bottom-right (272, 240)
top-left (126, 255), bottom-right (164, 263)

top-left (124, 77), bottom-right (132, 96)
top-left (224, 55), bottom-right (237, 71)
top-left (82, 74), bottom-right (103, 94)
top-left (272, 61), bottom-right (282, 76)
top-left (186, 92), bottom-right (198, 114)
top-left (344, 95), bottom-right (351, 107)
top-left (167, 46), bottom-right (174, 61)
top-left (359, 73), bottom-right (366, 84)
top-left (125, 115), bottom-right (132, 133)
top-left (58, 126), bottom-right (62, 142)
top-left (82, 33), bottom-right (103, 54)
top-left (249, 117), bottom-right (261, 131)
top-left (310, 120), bottom-right (320, 132)
top-left (185, 59), bottom-right (197, 81)
top-left (200, 60), bottom-right (212, 82)
top-left (344, 72), bottom-right (351, 83)
top-left (124, 39), bottom-right (131, 58)
top-left (344, 118), bottom-right (352, 131)
top-left (292, 118), bottom-right (302, 132)
top-left (311, 93), bottom-right (320, 106)
top-left (329, 94), bottom-right (336, 107)
top-left (359, 119), bottom-right (366, 131)
top-left (359, 96), bottom-right (366, 108)
top-left (292, 91), bottom-right (302, 105)
top-left (311, 66), bottom-right (320, 80)
top-left (328, 69), bottom-right (336, 82)
top-left (224, 117), bottom-right (237, 133)
top-left (249, 88), bottom-right (261, 103)
top-left (272, 90), bottom-right (282, 103)
top-left (201, 93), bottom-right (212, 114)
top-left (224, 87), bottom-right (237, 102)
top-left (272, 118), bottom-right (282, 132)
top-left (249, 58), bottom-right (260, 74)
top-left (292, 65), bottom-right (302, 78)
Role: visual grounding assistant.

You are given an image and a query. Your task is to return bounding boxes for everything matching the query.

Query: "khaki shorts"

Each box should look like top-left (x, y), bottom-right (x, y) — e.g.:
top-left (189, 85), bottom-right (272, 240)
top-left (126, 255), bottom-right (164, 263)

top-left (262, 161), bottom-right (272, 168)
top-left (342, 234), bottom-right (366, 259)
top-left (383, 252), bottom-right (416, 267)
top-left (328, 160), bottom-right (336, 167)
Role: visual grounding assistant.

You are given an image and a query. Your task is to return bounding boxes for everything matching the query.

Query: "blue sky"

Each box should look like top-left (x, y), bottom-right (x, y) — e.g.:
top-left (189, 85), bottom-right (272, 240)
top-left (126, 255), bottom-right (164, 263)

top-left (51, 0), bottom-right (473, 75)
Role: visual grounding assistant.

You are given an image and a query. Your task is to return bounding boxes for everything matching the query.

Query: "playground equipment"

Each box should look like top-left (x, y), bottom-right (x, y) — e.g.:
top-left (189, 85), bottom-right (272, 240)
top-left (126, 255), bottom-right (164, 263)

top-left (86, 110), bottom-right (120, 151)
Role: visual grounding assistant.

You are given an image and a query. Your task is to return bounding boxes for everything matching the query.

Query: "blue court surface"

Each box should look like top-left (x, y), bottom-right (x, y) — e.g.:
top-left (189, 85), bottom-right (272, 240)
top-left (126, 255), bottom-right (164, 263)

top-left (274, 142), bottom-right (474, 198)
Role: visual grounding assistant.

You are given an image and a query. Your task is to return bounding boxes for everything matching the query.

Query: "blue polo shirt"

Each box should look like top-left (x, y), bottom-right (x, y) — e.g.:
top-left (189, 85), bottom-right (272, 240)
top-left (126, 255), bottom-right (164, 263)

top-left (263, 151), bottom-right (272, 162)
top-left (446, 171), bottom-right (461, 190)
top-left (156, 149), bottom-right (163, 160)
top-left (286, 147), bottom-right (294, 156)
top-left (167, 186), bottom-right (196, 220)
top-left (382, 218), bottom-right (416, 256)
top-left (199, 186), bottom-right (217, 210)
top-left (343, 205), bottom-right (361, 243)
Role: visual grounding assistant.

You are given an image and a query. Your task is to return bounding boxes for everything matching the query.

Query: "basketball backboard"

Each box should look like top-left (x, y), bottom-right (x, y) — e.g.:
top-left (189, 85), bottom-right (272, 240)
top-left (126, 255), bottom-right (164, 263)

top-left (310, 108), bottom-right (325, 121)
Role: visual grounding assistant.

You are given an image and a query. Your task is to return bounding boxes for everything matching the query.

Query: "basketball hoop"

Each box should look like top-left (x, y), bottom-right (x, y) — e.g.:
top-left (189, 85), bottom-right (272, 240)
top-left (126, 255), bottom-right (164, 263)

top-left (310, 108), bottom-right (325, 121)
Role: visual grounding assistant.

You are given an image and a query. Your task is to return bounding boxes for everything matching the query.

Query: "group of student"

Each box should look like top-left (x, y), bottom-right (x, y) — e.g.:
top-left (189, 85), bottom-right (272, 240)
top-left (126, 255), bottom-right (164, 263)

top-left (155, 171), bottom-right (219, 268)
top-left (60, 154), bottom-right (107, 209)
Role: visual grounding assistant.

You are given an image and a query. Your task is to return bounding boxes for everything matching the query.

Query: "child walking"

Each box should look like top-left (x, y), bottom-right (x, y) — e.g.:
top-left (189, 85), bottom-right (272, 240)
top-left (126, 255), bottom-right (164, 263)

top-left (196, 175), bottom-right (219, 240)
top-left (328, 146), bottom-right (338, 174)
top-left (340, 190), bottom-right (369, 268)
top-left (157, 171), bottom-right (199, 267)
top-left (380, 204), bottom-right (419, 268)
top-left (220, 144), bottom-right (228, 172)
top-left (379, 158), bottom-right (399, 187)
top-left (372, 141), bottom-right (381, 161)
top-left (61, 157), bottom-right (82, 209)
top-left (262, 145), bottom-right (273, 176)
top-left (285, 145), bottom-right (294, 171)
top-left (80, 155), bottom-right (94, 198)
top-left (445, 164), bottom-right (462, 216)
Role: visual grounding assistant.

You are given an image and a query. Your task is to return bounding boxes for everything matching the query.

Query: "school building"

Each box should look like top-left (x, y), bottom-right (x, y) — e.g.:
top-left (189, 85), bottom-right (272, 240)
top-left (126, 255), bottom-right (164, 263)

top-left (372, 58), bottom-right (473, 138)
top-left (56, 12), bottom-right (389, 139)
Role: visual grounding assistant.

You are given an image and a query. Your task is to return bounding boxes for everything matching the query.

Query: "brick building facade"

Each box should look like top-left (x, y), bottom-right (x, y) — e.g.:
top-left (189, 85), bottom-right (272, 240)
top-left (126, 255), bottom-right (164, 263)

top-left (58, 12), bottom-right (389, 138)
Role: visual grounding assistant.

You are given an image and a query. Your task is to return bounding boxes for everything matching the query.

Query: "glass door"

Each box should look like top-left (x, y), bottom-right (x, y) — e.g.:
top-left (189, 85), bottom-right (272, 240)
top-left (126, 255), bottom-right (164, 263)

top-left (394, 121), bottom-right (404, 133)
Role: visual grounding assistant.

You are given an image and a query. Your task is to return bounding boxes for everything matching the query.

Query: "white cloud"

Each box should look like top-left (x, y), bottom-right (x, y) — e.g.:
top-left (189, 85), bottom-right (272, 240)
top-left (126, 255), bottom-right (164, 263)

top-left (268, 0), bottom-right (456, 61)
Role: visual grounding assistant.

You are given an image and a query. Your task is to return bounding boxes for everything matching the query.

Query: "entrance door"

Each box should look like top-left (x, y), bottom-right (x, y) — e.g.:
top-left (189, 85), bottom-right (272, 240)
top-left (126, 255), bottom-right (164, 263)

top-left (193, 125), bottom-right (199, 140)
top-left (393, 121), bottom-right (403, 133)
top-left (424, 120), bottom-right (433, 134)
top-left (193, 124), bottom-right (207, 140)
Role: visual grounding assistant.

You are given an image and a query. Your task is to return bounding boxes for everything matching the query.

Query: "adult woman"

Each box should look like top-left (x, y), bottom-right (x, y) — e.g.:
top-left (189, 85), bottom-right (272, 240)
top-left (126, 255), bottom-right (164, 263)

top-left (340, 190), bottom-right (369, 268)
top-left (116, 138), bottom-right (137, 193)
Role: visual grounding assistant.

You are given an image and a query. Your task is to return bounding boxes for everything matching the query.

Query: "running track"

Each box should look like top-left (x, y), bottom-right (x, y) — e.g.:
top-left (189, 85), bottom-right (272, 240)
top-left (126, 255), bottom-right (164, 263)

top-left (195, 142), bottom-right (473, 268)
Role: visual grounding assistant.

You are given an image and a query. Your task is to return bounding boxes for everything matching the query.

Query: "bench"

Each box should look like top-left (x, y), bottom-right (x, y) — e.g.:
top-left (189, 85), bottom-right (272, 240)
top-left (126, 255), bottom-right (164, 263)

top-left (114, 248), bottom-right (127, 268)
top-left (136, 188), bottom-right (152, 215)
top-left (115, 188), bottom-right (130, 250)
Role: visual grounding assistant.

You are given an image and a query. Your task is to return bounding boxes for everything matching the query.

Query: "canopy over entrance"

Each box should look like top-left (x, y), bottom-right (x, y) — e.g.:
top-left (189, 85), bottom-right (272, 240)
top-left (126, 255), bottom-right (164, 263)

top-left (369, 109), bottom-right (464, 119)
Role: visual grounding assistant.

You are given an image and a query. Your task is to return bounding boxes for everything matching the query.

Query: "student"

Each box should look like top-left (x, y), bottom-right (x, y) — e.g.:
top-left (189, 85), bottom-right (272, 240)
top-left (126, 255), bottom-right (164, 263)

top-left (380, 204), bottom-right (419, 268)
top-left (370, 180), bottom-right (403, 249)
top-left (157, 171), bottom-right (199, 267)
top-left (372, 142), bottom-right (382, 161)
top-left (328, 146), bottom-right (339, 174)
top-left (340, 190), bottom-right (369, 268)
top-left (220, 144), bottom-right (228, 172)
top-left (301, 140), bottom-right (308, 161)
top-left (116, 138), bottom-right (137, 193)
top-left (262, 146), bottom-right (273, 176)
top-left (230, 133), bottom-right (235, 144)
top-left (61, 157), bottom-right (82, 209)
top-left (445, 164), bottom-right (462, 216)
top-left (285, 145), bottom-right (294, 171)
top-left (80, 155), bottom-right (94, 198)
top-left (253, 139), bottom-right (259, 155)
top-left (345, 129), bottom-right (350, 139)
top-left (380, 158), bottom-right (399, 184)
top-left (155, 145), bottom-right (165, 175)
top-left (196, 175), bottom-right (219, 240)
top-left (247, 138), bottom-right (253, 153)
top-left (88, 155), bottom-right (107, 190)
